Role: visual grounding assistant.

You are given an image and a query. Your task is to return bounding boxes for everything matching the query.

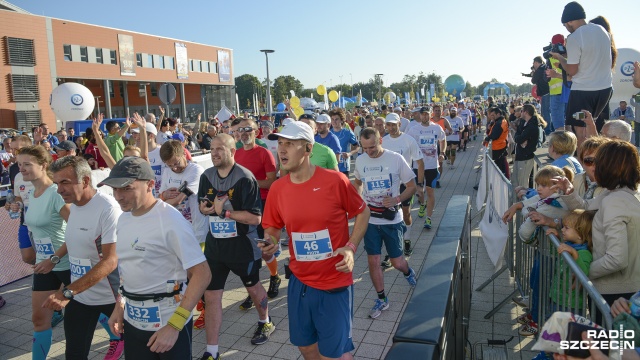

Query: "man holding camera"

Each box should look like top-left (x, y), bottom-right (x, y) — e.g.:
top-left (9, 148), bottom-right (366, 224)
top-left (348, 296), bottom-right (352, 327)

top-left (530, 56), bottom-right (551, 134)
top-left (551, 1), bottom-right (613, 149)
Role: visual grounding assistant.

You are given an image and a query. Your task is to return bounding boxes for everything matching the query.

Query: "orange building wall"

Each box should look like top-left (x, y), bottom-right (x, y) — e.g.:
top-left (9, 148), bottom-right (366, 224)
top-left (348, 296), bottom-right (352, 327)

top-left (0, 11), bottom-right (57, 129)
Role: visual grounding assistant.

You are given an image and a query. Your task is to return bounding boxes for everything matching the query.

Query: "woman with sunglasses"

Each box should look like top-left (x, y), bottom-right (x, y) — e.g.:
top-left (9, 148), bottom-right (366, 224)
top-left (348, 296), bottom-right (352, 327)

top-left (572, 136), bottom-right (610, 200)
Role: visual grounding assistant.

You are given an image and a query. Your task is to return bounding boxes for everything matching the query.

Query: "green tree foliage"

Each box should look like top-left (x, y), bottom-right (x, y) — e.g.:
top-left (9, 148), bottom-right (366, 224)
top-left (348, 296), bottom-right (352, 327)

top-left (234, 74), bottom-right (262, 110)
top-left (272, 75), bottom-right (304, 104)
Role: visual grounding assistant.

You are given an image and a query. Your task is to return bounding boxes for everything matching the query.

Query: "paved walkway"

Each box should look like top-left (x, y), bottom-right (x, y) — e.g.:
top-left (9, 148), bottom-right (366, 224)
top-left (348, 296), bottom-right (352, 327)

top-left (0, 135), bottom-right (538, 360)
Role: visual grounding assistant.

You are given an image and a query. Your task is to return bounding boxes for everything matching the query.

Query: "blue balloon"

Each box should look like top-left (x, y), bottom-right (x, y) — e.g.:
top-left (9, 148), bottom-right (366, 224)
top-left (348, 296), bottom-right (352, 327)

top-left (276, 103), bottom-right (286, 112)
top-left (444, 75), bottom-right (466, 95)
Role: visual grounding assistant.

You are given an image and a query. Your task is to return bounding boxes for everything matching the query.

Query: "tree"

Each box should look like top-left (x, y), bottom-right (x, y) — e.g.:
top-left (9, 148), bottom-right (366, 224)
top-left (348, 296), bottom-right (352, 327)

top-left (272, 75), bottom-right (304, 105)
top-left (234, 74), bottom-right (262, 111)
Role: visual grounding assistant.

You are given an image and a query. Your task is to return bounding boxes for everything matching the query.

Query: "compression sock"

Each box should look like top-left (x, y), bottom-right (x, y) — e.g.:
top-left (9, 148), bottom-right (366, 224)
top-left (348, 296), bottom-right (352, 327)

top-left (377, 290), bottom-right (386, 300)
top-left (266, 256), bottom-right (278, 276)
top-left (99, 313), bottom-right (121, 341)
top-left (32, 329), bottom-right (52, 360)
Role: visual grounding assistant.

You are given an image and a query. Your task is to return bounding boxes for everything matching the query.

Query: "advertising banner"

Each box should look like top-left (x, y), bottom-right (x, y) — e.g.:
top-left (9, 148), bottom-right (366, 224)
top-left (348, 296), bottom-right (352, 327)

top-left (175, 42), bottom-right (189, 80)
top-left (117, 34), bottom-right (136, 76)
top-left (218, 50), bottom-right (231, 82)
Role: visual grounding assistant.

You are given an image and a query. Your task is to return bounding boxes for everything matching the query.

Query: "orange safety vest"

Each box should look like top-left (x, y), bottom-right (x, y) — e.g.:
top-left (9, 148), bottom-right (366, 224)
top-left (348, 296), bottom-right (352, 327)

top-left (488, 117), bottom-right (509, 150)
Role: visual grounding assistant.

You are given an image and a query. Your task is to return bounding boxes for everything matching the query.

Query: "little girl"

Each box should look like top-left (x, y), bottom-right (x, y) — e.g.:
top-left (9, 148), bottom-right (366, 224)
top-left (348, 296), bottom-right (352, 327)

top-left (546, 209), bottom-right (595, 314)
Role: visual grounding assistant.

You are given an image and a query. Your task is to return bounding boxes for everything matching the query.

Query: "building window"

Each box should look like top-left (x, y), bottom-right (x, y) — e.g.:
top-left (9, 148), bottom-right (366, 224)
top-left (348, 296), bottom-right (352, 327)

top-left (109, 80), bottom-right (114, 98)
top-left (63, 44), bottom-right (72, 61)
top-left (210, 61), bottom-right (217, 74)
top-left (202, 61), bottom-right (209, 73)
top-left (15, 110), bottom-right (42, 130)
top-left (6, 37), bottom-right (36, 66)
top-left (194, 60), bottom-right (201, 72)
top-left (80, 46), bottom-right (88, 62)
top-left (119, 82), bottom-right (124, 98)
top-left (167, 57), bottom-right (175, 70)
top-left (10, 74), bottom-right (39, 102)
top-left (95, 48), bottom-right (103, 64)
top-left (110, 50), bottom-right (117, 65)
top-left (190, 60), bottom-right (194, 72)
top-left (148, 54), bottom-right (154, 68)
top-left (136, 53), bottom-right (142, 67)
top-left (158, 56), bottom-right (164, 69)
top-left (150, 83), bottom-right (157, 96)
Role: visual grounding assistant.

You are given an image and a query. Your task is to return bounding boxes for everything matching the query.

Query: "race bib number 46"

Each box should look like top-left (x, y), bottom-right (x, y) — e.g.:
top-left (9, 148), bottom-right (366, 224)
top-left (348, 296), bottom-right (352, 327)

top-left (292, 229), bottom-right (333, 262)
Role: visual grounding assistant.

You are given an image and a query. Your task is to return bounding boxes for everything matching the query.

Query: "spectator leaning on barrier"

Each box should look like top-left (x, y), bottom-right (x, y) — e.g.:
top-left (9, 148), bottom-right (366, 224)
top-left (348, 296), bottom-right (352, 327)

top-left (573, 136), bottom-right (610, 200)
top-left (552, 1), bottom-right (613, 151)
top-left (548, 131), bottom-right (583, 175)
top-left (484, 107), bottom-right (510, 179)
top-left (553, 140), bottom-right (640, 324)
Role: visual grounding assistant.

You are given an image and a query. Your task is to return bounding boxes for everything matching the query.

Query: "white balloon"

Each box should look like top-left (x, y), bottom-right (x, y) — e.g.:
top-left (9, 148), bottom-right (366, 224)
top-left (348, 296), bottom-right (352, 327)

top-left (384, 92), bottom-right (397, 103)
top-left (50, 83), bottom-right (95, 122)
top-left (610, 48), bottom-right (640, 111)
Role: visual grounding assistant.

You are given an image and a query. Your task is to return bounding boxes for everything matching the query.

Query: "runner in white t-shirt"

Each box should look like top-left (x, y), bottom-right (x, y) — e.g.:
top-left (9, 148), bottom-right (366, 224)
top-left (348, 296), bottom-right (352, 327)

top-left (42, 156), bottom-right (124, 359)
top-left (405, 107), bottom-right (446, 230)
top-left (131, 123), bottom-right (165, 197)
top-left (381, 113), bottom-right (424, 257)
top-left (445, 108), bottom-right (465, 168)
top-left (100, 157), bottom-right (211, 360)
top-left (457, 102), bottom-right (472, 151)
top-left (354, 127), bottom-right (418, 319)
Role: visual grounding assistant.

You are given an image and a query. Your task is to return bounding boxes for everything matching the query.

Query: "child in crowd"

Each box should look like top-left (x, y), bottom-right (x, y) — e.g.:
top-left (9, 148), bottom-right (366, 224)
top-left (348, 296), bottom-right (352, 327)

top-left (503, 165), bottom-right (573, 337)
top-left (546, 209), bottom-right (595, 314)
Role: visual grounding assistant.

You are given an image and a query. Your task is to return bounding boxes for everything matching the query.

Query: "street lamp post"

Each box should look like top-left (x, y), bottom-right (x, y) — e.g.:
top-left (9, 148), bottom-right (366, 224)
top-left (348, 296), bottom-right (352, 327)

top-left (375, 73), bottom-right (383, 103)
top-left (260, 49), bottom-right (275, 116)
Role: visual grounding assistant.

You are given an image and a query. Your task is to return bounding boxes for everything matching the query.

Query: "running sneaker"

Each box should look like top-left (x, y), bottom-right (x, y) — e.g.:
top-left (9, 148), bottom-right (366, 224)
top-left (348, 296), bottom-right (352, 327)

top-left (417, 204), bottom-right (426, 218)
top-left (239, 295), bottom-right (254, 310)
top-left (200, 352), bottom-right (220, 360)
top-left (193, 311), bottom-right (206, 330)
top-left (103, 339), bottom-right (124, 360)
top-left (512, 295), bottom-right (529, 308)
top-left (51, 310), bottom-right (64, 327)
top-left (403, 240), bottom-right (413, 256)
top-left (368, 298), bottom-right (390, 319)
top-left (516, 313), bottom-right (532, 325)
top-left (404, 268), bottom-right (417, 288)
top-left (380, 255), bottom-right (392, 269)
top-left (251, 319), bottom-right (275, 345)
top-left (519, 320), bottom-right (538, 336)
top-left (424, 216), bottom-right (432, 229)
top-left (196, 299), bottom-right (205, 311)
top-left (267, 275), bottom-right (281, 299)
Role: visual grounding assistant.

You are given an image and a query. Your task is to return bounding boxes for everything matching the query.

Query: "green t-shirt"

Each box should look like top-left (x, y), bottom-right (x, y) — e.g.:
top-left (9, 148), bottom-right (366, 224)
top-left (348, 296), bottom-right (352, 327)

top-left (23, 184), bottom-right (69, 271)
top-left (236, 138), bottom-right (268, 150)
top-left (105, 133), bottom-right (125, 162)
top-left (311, 142), bottom-right (338, 170)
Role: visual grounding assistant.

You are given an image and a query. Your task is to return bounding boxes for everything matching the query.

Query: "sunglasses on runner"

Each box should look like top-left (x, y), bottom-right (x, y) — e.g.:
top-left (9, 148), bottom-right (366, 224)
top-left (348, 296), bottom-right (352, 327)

top-left (237, 126), bottom-right (254, 133)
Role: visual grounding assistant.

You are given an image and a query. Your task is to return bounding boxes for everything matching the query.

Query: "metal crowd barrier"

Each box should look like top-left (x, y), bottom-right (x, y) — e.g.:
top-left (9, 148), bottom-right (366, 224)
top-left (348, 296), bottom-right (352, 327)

top-left (477, 152), bottom-right (613, 331)
top-left (536, 228), bottom-right (613, 330)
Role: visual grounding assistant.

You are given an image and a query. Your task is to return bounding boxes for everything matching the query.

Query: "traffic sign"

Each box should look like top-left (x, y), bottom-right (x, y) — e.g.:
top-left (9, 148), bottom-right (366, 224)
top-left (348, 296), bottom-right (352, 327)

top-left (158, 83), bottom-right (176, 105)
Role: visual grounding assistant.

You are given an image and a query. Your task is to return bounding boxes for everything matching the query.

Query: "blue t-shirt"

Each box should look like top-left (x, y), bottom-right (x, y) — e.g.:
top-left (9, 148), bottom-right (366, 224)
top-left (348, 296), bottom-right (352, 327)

top-left (330, 128), bottom-right (358, 172)
top-left (552, 155), bottom-right (584, 175)
top-left (314, 132), bottom-right (342, 156)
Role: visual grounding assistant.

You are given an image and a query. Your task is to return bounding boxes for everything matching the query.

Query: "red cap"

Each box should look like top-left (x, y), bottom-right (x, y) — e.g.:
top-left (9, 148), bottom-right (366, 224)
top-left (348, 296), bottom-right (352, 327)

top-left (551, 34), bottom-right (565, 45)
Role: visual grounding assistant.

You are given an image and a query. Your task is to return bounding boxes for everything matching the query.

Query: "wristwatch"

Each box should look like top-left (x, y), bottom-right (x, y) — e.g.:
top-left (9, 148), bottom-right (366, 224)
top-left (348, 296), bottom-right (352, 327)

top-left (553, 218), bottom-right (561, 228)
top-left (50, 255), bottom-right (60, 265)
top-left (62, 287), bottom-right (74, 300)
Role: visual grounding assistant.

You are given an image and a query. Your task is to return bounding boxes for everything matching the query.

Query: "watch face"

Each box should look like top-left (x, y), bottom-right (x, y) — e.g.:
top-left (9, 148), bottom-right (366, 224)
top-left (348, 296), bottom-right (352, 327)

top-left (63, 289), bottom-right (73, 299)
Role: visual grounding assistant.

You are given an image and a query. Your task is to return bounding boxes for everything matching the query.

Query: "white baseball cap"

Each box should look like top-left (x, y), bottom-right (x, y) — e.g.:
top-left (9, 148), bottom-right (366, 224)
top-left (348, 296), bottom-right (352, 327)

top-left (385, 113), bottom-right (401, 123)
top-left (268, 121), bottom-right (315, 144)
top-left (131, 122), bottom-right (158, 136)
top-left (315, 114), bottom-right (331, 124)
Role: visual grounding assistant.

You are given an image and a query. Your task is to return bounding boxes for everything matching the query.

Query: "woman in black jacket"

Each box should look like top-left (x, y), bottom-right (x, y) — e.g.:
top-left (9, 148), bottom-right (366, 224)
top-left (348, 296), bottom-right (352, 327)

top-left (512, 104), bottom-right (545, 188)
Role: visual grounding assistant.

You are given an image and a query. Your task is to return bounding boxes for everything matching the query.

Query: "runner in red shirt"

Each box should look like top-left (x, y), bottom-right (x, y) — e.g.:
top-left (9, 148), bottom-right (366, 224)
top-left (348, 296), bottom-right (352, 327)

top-left (260, 121), bottom-right (370, 360)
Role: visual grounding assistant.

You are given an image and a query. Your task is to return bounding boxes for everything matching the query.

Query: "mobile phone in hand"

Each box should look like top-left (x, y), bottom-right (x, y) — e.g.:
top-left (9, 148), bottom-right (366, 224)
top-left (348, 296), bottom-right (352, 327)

top-left (199, 197), bottom-right (212, 205)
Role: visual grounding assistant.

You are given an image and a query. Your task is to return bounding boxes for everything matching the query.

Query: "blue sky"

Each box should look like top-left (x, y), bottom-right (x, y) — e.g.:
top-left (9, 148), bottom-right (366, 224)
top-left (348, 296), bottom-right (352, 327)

top-left (10, 0), bottom-right (636, 89)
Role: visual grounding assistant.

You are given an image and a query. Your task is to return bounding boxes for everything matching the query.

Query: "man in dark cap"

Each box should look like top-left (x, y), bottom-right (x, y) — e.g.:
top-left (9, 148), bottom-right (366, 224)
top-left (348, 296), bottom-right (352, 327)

top-left (551, 1), bottom-right (613, 150)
